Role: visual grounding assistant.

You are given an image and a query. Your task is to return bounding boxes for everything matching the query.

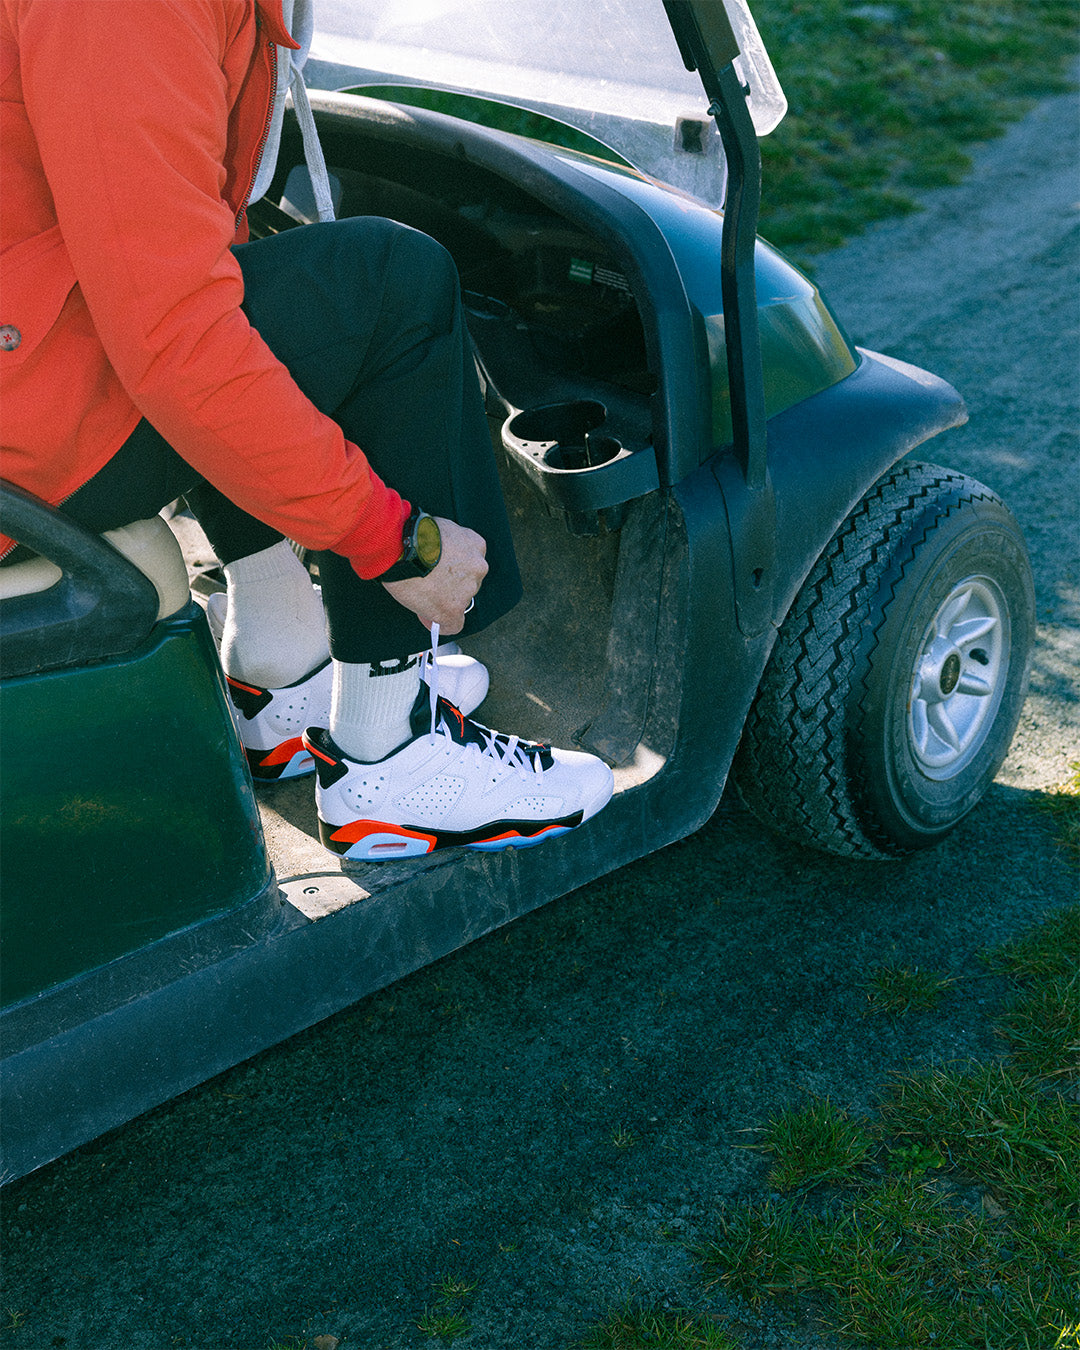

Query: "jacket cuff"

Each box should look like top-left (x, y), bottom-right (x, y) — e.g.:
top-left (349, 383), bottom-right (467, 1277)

top-left (331, 484), bottom-right (412, 580)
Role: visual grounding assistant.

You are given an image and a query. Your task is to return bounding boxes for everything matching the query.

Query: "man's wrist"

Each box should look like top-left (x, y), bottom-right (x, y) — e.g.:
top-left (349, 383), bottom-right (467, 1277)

top-left (379, 507), bottom-right (442, 581)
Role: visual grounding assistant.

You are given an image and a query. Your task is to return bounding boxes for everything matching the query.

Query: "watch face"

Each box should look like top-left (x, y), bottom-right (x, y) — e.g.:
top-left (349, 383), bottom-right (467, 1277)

top-left (415, 514), bottom-right (442, 571)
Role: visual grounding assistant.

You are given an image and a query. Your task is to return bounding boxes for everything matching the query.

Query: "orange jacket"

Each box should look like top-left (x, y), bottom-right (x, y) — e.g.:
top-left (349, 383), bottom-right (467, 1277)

top-left (0, 0), bottom-right (408, 574)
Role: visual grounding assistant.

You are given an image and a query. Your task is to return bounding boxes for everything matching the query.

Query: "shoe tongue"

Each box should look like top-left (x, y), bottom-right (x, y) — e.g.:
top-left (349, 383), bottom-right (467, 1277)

top-left (437, 695), bottom-right (482, 746)
top-left (409, 679), bottom-right (435, 737)
top-left (408, 682), bottom-right (474, 743)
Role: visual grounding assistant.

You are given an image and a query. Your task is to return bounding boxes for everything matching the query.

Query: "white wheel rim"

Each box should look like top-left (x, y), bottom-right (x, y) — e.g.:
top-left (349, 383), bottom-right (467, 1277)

top-left (907, 576), bottom-right (1009, 779)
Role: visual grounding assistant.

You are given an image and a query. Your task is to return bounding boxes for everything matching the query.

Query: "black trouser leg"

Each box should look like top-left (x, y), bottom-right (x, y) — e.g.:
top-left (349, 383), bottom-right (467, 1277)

top-left (232, 216), bottom-right (521, 662)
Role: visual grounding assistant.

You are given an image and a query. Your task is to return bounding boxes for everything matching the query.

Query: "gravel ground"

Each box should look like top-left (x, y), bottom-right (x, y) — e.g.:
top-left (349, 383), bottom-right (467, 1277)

top-left (1, 78), bottom-right (1077, 1350)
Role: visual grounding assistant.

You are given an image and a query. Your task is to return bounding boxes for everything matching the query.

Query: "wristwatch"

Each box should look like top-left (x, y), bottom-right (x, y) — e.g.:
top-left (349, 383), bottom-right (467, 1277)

top-left (380, 507), bottom-right (442, 581)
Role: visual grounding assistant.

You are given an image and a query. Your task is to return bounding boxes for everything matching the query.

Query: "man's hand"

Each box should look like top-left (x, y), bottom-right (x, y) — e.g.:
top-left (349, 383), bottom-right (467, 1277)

top-left (381, 516), bottom-right (488, 634)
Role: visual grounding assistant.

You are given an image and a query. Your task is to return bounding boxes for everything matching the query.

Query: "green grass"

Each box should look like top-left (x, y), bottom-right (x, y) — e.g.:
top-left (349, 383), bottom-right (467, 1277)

top-left (266, 1338), bottom-right (340, 1350)
top-left (881, 1061), bottom-right (1078, 1205)
top-left (985, 901), bottom-right (1080, 1085)
top-left (701, 1176), bottom-right (1074, 1348)
top-left (862, 965), bottom-right (954, 1014)
top-left (417, 1309), bottom-right (471, 1341)
top-left (754, 1099), bottom-right (874, 1190)
top-left (753, 0), bottom-right (1080, 256)
top-left (611, 1125), bottom-right (639, 1151)
top-left (691, 905), bottom-right (1080, 1349)
top-left (1033, 762), bottom-right (1080, 863)
top-left (579, 1305), bottom-right (739, 1350)
top-left (433, 1275), bottom-right (478, 1302)
top-left (416, 1273), bottom-right (478, 1342)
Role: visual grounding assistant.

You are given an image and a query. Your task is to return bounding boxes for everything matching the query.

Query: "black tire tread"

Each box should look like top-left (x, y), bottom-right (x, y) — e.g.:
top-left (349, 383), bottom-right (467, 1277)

top-left (734, 461), bottom-right (1006, 860)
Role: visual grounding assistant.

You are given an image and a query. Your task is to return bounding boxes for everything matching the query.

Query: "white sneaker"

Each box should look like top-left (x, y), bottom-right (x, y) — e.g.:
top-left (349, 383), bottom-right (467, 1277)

top-left (420, 648), bottom-right (489, 717)
top-left (208, 591), bottom-right (487, 720)
top-left (224, 648), bottom-right (489, 784)
top-left (226, 660), bottom-right (334, 782)
top-left (305, 684), bottom-right (614, 862)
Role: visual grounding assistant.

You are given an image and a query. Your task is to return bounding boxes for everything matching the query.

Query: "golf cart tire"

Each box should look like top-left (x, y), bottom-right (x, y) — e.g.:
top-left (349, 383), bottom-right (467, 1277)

top-left (734, 461), bottom-right (1035, 859)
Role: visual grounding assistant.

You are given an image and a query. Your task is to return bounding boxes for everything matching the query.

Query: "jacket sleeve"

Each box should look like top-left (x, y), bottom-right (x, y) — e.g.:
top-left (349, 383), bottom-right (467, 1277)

top-left (14, 0), bottom-right (408, 577)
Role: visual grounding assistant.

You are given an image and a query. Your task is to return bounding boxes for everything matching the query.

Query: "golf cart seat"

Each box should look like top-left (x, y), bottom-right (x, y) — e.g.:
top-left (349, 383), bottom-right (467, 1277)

top-left (0, 512), bottom-right (190, 621)
top-left (1, 481), bottom-right (274, 1019)
top-left (0, 483), bottom-right (201, 681)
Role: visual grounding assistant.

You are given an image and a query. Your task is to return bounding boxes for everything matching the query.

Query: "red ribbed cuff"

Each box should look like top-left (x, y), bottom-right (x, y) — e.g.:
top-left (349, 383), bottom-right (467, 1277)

top-left (331, 482), bottom-right (411, 580)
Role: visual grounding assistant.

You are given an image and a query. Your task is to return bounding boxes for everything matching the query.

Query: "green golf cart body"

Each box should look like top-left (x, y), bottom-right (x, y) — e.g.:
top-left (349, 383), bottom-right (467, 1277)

top-left (0, 0), bottom-right (1032, 1182)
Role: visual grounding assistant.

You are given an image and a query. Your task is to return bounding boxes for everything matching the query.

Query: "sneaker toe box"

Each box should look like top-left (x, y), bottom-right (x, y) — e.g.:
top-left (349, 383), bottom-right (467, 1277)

top-left (548, 748), bottom-right (614, 822)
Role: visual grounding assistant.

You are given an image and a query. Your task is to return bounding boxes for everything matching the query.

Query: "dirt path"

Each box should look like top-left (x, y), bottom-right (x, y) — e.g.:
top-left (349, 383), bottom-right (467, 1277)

top-left (1, 79), bottom-right (1076, 1350)
top-left (809, 76), bottom-right (1080, 792)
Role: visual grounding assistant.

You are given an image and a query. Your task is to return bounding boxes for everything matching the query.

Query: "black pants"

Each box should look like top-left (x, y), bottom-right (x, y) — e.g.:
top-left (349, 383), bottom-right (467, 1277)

top-left (47, 217), bottom-right (521, 661)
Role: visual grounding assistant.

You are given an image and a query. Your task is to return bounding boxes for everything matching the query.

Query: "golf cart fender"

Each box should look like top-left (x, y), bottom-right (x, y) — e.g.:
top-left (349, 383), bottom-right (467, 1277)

top-left (663, 346), bottom-right (967, 827)
top-left (754, 345), bottom-right (967, 618)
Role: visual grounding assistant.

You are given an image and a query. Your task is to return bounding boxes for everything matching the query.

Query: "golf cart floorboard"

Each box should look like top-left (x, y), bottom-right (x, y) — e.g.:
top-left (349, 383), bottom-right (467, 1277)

top-left (176, 461), bottom-right (661, 893)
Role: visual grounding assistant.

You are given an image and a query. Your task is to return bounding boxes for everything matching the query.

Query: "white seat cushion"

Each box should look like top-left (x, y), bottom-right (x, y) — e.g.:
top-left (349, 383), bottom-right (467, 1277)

top-left (0, 515), bottom-right (190, 621)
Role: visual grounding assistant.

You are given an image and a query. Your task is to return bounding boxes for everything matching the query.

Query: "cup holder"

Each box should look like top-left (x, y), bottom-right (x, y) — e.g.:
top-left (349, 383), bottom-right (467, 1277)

top-left (500, 397), bottom-right (659, 528)
top-left (505, 401), bottom-right (622, 471)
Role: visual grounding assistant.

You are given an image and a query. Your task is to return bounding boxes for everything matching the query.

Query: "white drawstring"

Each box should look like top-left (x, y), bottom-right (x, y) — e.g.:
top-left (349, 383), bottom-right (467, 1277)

top-left (288, 65), bottom-right (336, 223)
top-left (248, 0), bottom-right (336, 223)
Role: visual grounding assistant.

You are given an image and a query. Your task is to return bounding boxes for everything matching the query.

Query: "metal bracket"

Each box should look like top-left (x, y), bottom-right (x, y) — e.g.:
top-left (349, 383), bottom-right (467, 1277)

top-left (280, 872), bottom-right (371, 920)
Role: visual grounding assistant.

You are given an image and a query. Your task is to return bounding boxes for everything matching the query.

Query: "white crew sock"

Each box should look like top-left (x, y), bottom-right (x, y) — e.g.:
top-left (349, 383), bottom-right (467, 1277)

top-left (330, 656), bottom-right (422, 763)
top-left (220, 540), bottom-right (329, 688)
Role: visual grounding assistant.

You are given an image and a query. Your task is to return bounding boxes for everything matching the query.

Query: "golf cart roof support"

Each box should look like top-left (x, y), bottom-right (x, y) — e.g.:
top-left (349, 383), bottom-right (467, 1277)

top-left (663, 0), bottom-right (777, 635)
top-left (709, 66), bottom-right (767, 493)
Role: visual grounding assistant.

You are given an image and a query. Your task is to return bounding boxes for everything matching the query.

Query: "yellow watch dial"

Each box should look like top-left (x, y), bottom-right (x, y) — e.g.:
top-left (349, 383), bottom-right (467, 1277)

top-left (415, 513), bottom-right (442, 571)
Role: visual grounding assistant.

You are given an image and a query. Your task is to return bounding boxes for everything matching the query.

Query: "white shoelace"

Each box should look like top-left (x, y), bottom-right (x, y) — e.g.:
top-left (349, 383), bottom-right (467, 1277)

top-left (423, 623), bottom-right (545, 780)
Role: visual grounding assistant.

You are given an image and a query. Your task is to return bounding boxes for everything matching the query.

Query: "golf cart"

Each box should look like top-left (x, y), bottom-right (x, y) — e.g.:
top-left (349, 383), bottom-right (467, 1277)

top-left (0, 0), bottom-right (1035, 1183)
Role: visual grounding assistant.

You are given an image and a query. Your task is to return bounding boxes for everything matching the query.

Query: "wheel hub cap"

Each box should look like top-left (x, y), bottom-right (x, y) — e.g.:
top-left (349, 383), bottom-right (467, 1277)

top-left (908, 577), bottom-right (1009, 778)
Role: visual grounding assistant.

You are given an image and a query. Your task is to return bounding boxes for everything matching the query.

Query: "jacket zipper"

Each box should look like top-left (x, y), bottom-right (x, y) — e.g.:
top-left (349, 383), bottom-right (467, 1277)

top-left (236, 37), bottom-right (278, 232)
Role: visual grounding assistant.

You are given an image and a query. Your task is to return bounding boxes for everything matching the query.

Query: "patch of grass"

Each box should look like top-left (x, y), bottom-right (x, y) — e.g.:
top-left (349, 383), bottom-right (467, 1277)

top-left (997, 969), bottom-right (1079, 1084)
top-left (881, 1061), bottom-right (1078, 1207)
top-left (417, 1272), bottom-right (477, 1342)
top-left (693, 907), bottom-right (1079, 1347)
top-left (985, 903), bottom-right (1079, 1082)
top-left (266, 1340), bottom-right (340, 1350)
top-left (754, 0), bottom-right (1080, 257)
top-left (986, 902), bottom-right (1080, 983)
top-left (1033, 763), bottom-right (1080, 861)
top-left (702, 1177), bottom-right (1075, 1348)
top-left (862, 965), bottom-right (954, 1014)
top-left (579, 1304), bottom-right (739, 1350)
top-left (417, 1308), bottom-right (471, 1341)
top-left (434, 1275), bottom-right (477, 1302)
top-left (755, 1098), bottom-right (874, 1189)
top-left (696, 1200), bottom-right (811, 1307)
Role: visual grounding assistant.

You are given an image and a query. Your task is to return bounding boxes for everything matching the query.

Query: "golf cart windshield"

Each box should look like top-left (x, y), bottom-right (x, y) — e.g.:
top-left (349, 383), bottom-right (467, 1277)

top-left (307, 0), bottom-right (785, 205)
